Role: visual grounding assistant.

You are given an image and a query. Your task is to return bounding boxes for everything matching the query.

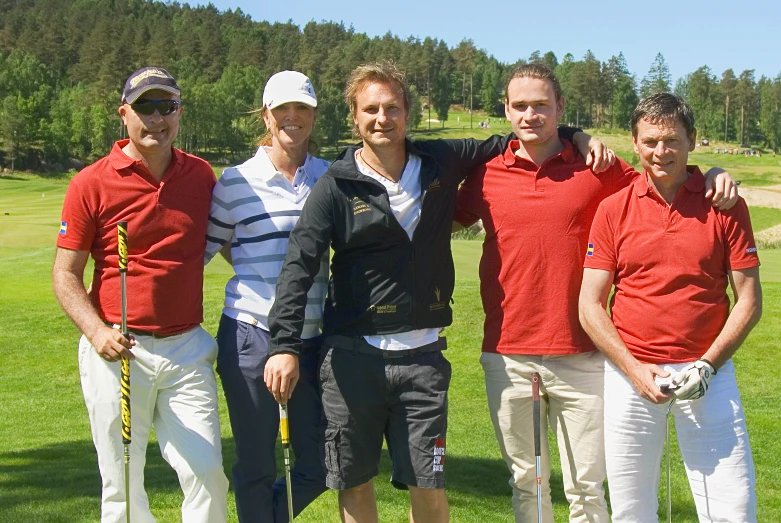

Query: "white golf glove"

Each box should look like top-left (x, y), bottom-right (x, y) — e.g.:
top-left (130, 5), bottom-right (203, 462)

top-left (670, 359), bottom-right (716, 400)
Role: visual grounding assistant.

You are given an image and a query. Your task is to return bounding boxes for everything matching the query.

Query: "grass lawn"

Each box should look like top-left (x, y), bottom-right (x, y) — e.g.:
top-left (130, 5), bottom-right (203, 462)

top-left (409, 114), bottom-right (781, 187)
top-left (1, 156), bottom-right (780, 521)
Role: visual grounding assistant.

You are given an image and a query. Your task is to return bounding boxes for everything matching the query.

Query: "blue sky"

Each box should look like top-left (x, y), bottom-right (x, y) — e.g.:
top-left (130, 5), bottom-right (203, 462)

top-left (201, 0), bottom-right (780, 83)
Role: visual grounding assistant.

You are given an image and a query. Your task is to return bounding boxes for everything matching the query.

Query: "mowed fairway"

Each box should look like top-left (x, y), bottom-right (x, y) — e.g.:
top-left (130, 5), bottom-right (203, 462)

top-left (1, 172), bottom-right (780, 522)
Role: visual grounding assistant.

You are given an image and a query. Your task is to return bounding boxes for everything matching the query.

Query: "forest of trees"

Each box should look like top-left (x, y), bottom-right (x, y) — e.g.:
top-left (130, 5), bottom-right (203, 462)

top-left (1, 0), bottom-right (780, 170)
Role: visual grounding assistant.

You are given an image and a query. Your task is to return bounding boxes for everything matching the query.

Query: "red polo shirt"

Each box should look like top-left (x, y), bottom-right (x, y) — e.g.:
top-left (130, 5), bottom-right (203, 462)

top-left (58, 140), bottom-right (215, 335)
top-left (584, 167), bottom-right (759, 364)
top-left (454, 139), bottom-right (637, 355)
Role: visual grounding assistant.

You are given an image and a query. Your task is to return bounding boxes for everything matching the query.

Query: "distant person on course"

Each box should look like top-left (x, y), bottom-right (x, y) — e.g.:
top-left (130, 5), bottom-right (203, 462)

top-left (52, 67), bottom-right (228, 523)
top-left (579, 93), bottom-right (761, 522)
top-left (205, 70), bottom-right (328, 522)
top-left (453, 64), bottom-right (738, 523)
top-left (264, 60), bottom-right (603, 523)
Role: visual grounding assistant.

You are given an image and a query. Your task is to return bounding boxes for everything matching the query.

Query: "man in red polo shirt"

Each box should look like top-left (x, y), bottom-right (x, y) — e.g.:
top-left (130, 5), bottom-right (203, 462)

top-left (579, 93), bottom-right (761, 522)
top-left (453, 65), bottom-right (738, 523)
top-left (52, 67), bottom-right (228, 523)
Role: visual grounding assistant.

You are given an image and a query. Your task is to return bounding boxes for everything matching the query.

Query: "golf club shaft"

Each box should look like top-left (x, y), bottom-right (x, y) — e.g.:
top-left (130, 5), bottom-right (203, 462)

top-left (280, 403), bottom-right (294, 522)
top-left (666, 401), bottom-right (674, 523)
top-left (532, 372), bottom-right (542, 523)
top-left (118, 221), bottom-right (131, 523)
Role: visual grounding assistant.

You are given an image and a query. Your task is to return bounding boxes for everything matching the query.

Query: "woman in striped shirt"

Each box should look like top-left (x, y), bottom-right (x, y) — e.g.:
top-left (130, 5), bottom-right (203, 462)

top-left (205, 71), bottom-right (329, 523)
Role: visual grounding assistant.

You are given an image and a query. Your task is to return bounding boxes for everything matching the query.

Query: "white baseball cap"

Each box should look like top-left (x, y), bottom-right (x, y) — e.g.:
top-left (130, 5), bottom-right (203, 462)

top-left (262, 71), bottom-right (318, 110)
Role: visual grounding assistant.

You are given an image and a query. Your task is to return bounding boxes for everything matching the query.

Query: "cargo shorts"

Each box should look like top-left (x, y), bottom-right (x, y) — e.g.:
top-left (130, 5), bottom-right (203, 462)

top-left (319, 336), bottom-right (451, 490)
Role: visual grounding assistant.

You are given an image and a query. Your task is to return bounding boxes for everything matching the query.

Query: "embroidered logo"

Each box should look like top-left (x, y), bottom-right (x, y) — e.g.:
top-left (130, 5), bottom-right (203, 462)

top-left (59, 221), bottom-right (67, 235)
top-left (370, 304), bottom-right (396, 314)
top-left (130, 68), bottom-right (169, 88)
top-left (433, 438), bottom-right (446, 472)
top-left (427, 179), bottom-right (441, 192)
top-left (350, 196), bottom-right (371, 215)
top-left (587, 243), bottom-right (594, 256)
top-left (746, 247), bottom-right (757, 253)
top-left (429, 287), bottom-right (447, 311)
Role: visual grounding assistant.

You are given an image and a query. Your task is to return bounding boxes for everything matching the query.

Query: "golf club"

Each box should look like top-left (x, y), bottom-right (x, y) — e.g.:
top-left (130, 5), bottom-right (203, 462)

top-left (532, 372), bottom-right (543, 523)
top-left (665, 399), bottom-right (675, 523)
top-left (117, 221), bottom-right (131, 523)
top-left (279, 402), bottom-right (294, 523)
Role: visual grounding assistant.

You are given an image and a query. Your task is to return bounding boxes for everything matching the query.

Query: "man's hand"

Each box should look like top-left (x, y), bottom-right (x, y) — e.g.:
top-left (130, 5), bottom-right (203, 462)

top-left (90, 324), bottom-right (135, 362)
top-left (626, 362), bottom-right (671, 404)
top-left (670, 359), bottom-right (716, 401)
top-left (573, 132), bottom-right (616, 173)
top-left (264, 353), bottom-right (299, 404)
top-left (703, 167), bottom-right (739, 210)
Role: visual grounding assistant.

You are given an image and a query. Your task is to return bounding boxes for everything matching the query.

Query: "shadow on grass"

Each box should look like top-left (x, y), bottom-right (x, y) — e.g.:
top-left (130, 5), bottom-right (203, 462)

top-left (0, 436), bottom-right (702, 522)
top-left (0, 437), bottom-right (237, 522)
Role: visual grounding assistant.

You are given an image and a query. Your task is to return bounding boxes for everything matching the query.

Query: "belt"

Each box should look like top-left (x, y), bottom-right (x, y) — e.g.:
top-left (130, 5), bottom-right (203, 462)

top-left (324, 335), bottom-right (446, 359)
top-left (235, 312), bottom-right (263, 327)
top-left (104, 321), bottom-right (182, 339)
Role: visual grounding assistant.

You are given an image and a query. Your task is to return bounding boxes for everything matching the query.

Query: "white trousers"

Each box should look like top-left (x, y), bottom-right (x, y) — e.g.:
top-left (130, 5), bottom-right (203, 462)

top-left (481, 351), bottom-right (608, 523)
top-left (79, 326), bottom-right (228, 523)
top-left (605, 359), bottom-right (756, 523)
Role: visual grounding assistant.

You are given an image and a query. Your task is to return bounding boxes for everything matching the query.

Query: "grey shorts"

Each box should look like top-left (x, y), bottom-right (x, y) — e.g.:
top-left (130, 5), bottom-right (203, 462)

top-left (319, 336), bottom-right (451, 490)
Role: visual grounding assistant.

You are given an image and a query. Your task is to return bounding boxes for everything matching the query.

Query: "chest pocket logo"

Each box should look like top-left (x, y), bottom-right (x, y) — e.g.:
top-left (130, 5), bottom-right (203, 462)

top-left (427, 179), bottom-right (441, 192)
top-left (350, 196), bottom-right (371, 216)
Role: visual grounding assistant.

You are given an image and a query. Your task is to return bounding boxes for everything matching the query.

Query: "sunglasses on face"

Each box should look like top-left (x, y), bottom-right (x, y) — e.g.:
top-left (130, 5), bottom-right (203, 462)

top-left (129, 99), bottom-right (181, 116)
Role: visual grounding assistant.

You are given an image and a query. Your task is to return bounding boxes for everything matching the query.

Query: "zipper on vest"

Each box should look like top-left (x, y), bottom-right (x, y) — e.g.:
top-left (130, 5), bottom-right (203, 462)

top-left (410, 248), bottom-right (416, 329)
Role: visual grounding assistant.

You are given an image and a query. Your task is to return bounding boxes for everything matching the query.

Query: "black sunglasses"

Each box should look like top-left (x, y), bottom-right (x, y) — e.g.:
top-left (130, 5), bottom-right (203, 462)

top-left (129, 99), bottom-right (181, 116)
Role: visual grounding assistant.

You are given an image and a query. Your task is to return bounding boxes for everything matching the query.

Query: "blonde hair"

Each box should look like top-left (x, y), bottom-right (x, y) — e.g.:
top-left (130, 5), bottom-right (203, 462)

top-left (344, 61), bottom-right (410, 138)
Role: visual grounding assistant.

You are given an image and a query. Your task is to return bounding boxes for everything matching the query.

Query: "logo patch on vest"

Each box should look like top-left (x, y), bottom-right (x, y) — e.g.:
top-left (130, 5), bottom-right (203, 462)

top-left (427, 179), bottom-right (441, 192)
top-left (350, 196), bottom-right (371, 215)
top-left (429, 287), bottom-right (447, 311)
top-left (370, 304), bottom-right (396, 314)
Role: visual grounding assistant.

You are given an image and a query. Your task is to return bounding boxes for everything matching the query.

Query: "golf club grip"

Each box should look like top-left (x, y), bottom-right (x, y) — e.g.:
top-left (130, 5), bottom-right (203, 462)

top-left (120, 356), bottom-right (131, 443)
top-left (117, 221), bottom-right (128, 272)
top-left (532, 373), bottom-right (541, 456)
top-left (117, 222), bottom-right (130, 445)
top-left (117, 221), bottom-right (129, 338)
top-left (279, 404), bottom-right (290, 447)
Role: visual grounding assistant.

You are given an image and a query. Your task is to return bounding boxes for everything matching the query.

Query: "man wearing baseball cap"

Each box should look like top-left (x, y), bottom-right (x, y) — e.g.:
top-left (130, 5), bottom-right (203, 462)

top-left (53, 66), bottom-right (229, 523)
top-left (206, 70), bottom-right (329, 522)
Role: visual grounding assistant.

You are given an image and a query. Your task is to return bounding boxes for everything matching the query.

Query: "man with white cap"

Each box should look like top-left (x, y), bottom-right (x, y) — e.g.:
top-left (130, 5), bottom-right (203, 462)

top-left (53, 66), bottom-right (229, 522)
top-left (205, 70), bottom-right (329, 522)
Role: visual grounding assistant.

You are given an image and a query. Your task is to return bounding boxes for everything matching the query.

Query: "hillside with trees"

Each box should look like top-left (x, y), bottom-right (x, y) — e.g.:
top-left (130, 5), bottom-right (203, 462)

top-left (1, 0), bottom-right (779, 170)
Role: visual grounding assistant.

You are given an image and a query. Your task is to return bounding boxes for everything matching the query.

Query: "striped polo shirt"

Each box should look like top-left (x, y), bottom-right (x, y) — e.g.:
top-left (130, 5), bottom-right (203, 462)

top-left (206, 146), bottom-right (330, 339)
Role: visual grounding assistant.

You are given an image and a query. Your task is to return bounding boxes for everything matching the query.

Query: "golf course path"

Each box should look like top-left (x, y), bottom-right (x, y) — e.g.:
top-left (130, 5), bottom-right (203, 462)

top-left (741, 184), bottom-right (781, 210)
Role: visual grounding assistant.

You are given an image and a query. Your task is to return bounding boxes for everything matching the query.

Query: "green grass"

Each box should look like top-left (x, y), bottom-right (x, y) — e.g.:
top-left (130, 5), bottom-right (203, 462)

top-left (575, 128), bottom-right (781, 185)
top-left (410, 119), bottom-right (781, 189)
top-left (749, 207), bottom-right (781, 233)
top-left (2, 175), bottom-right (781, 522)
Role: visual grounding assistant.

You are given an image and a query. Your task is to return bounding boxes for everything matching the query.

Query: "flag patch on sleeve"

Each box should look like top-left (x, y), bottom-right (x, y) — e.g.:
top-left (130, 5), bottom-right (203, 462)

top-left (587, 243), bottom-right (594, 256)
top-left (59, 221), bottom-right (67, 235)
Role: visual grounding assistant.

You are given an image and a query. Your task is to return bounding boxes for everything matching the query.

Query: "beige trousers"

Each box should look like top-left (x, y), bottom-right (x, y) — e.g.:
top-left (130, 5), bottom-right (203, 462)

top-left (481, 351), bottom-right (608, 523)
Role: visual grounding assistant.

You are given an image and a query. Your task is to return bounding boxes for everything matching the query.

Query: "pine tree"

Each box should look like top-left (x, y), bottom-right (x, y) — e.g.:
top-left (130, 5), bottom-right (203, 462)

top-left (640, 53), bottom-right (672, 98)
